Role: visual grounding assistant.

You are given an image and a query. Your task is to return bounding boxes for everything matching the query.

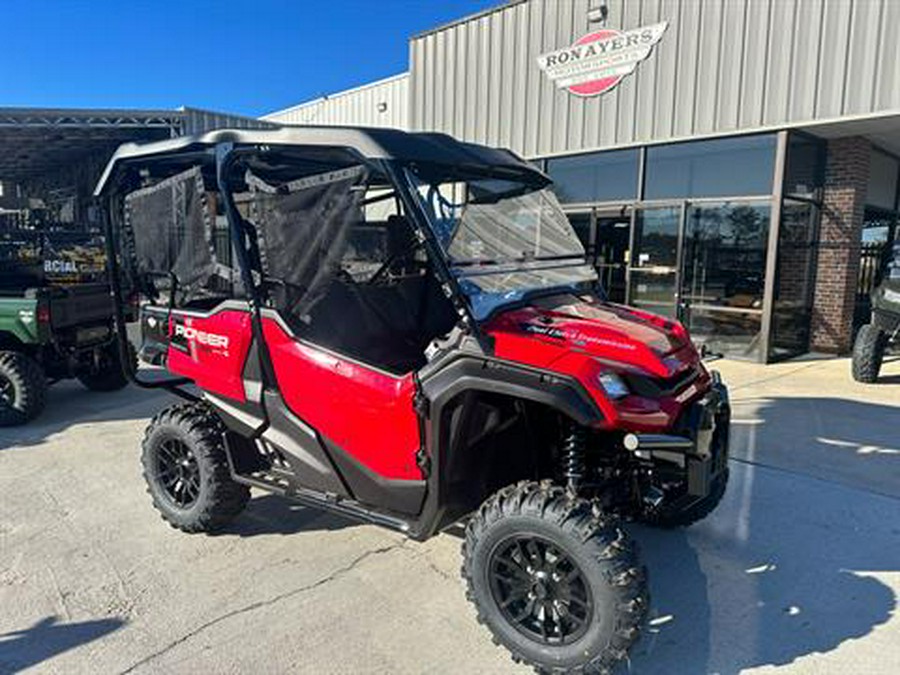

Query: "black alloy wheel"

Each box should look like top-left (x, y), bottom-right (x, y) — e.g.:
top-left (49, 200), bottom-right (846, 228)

top-left (488, 534), bottom-right (593, 646)
top-left (142, 402), bottom-right (251, 533)
top-left (462, 481), bottom-right (647, 674)
top-left (155, 437), bottom-right (201, 509)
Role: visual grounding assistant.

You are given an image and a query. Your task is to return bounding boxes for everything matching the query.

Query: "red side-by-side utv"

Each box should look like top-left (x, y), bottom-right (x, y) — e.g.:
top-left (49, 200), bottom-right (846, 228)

top-left (96, 127), bottom-right (730, 674)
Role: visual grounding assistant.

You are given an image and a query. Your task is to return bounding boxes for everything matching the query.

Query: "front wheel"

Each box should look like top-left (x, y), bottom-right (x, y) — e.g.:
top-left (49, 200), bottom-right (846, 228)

top-left (0, 351), bottom-right (47, 427)
top-left (852, 323), bottom-right (886, 383)
top-left (142, 402), bottom-right (250, 533)
top-left (462, 481), bottom-right (647, 674)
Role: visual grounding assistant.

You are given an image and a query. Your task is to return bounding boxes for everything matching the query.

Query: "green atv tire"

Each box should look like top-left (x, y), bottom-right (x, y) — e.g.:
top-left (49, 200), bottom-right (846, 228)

top-left (0, 351), bottom-right (47, 426)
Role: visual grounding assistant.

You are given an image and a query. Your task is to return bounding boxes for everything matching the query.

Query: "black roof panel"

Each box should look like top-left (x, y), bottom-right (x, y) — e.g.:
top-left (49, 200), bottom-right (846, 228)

top-left (94, 126), bottom-right (542, 196)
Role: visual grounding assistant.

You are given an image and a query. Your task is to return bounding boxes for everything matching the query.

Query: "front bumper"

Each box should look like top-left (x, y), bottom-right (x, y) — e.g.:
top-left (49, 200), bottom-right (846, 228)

top-left (624, 373), bottom-right (731, 497)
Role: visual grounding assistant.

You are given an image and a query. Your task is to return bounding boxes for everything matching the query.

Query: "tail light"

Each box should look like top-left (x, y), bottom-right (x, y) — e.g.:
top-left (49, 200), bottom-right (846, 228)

top-left (36, 304), bottom-right (51, 325)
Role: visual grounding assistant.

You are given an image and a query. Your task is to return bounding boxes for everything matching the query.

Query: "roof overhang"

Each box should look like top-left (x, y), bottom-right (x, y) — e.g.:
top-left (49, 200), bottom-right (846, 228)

top-left (801, 110), bottom-right (900, 157)
top-left (0, 107), bottom-right (182, 183)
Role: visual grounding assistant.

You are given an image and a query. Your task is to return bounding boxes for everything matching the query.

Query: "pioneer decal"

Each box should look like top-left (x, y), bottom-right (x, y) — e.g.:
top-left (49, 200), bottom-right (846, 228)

top-left (537, 22), bottom-right (668, 97)
top-left (173, 324), bottom-right (230, 349)
top-left (169, 316), bottom-right (231, 355)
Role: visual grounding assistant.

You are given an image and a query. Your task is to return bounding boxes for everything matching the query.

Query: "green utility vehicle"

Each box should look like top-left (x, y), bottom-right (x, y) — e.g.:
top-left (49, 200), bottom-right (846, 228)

top-left (0, 212), bottom-right (133, 426)
top-left (853, 241), bottom-right (900, 383)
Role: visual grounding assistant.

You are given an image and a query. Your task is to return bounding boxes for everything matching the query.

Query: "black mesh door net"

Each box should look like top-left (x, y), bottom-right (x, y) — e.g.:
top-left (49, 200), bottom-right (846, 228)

top-left (123, 166), bottom-right (219, 304)
top-left (246, 165), bottom-right (369, 321)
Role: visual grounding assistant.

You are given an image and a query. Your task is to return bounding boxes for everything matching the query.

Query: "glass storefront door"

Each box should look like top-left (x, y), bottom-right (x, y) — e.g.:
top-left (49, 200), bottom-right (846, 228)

top-left (679, 201), bottom-right (771, 361)
top-left (594, 210), bottom-right (630, 303)
top-left (566, 208), bottom-right (631, 303)
top-left (567, 211), bottom-right (593, 256)
top-left (628, 206), bottom-right (682, 318)
top-left (628, 201), bottom-right (772, 359)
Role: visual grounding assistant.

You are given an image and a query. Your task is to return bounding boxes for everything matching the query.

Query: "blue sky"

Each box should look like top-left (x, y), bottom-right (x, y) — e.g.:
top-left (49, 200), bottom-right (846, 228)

top-left (2, 0), bottom-right (497, 117)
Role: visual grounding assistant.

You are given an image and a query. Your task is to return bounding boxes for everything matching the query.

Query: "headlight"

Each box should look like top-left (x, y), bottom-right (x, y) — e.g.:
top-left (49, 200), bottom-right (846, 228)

top-left (598, 372), bottom-right (629, 400)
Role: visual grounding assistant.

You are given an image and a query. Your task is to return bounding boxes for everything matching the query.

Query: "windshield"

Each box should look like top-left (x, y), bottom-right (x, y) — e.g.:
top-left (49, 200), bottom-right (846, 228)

top-left (406, 167), bottom-right (597, 319)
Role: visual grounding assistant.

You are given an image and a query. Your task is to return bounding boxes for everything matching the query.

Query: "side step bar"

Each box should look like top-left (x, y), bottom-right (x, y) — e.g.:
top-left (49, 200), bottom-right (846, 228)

top-left (231, 471), bottom-right (413, 535)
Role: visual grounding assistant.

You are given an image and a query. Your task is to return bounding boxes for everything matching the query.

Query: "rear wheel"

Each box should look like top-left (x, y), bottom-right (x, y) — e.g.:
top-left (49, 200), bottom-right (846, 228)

top-left (77, 341), bottom-right (136, 392)
top-left (142, 402), bottom-right (250, 532)
top-left (852, 323), bottom-right (886, 383)
top-left (462, 481), bottom-right (647, 674)
top-left (0, 351), bottom-right (47, 427)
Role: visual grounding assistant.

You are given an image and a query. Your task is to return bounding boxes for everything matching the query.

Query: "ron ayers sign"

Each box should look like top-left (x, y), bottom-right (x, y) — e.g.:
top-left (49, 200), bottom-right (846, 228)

top-left (537, 22), bottom-right (667, 97)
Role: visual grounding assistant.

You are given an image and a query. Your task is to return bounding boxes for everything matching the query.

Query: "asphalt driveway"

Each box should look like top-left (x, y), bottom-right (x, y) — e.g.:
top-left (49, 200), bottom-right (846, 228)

top-left (1, 356), bottom-right (898, 674)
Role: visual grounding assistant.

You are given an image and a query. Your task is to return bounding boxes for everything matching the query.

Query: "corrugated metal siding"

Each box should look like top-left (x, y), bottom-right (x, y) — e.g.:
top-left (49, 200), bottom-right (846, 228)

top-left (179, 107), bottom-right (277, 135)
top-left (410, 0), bottom-right (900, 157)
top-left (261, 74), bottom-right (409, 129)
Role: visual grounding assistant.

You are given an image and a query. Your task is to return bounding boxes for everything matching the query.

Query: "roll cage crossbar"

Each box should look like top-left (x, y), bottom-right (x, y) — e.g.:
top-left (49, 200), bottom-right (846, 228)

top-left (100, 132), bottom-right (538, 400)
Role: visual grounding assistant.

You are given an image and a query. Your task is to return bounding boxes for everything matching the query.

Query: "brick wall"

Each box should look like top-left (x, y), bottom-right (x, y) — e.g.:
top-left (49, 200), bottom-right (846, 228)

top-left (810, 136), bottom-right (871, 353)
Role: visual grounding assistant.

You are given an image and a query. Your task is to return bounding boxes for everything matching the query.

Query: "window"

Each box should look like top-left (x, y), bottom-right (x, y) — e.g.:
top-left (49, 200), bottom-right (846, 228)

top-left (546, 149), bottom-right (639, 203)
top-left (771, 200), bottom-right (818, 359)
top-left (644, 135), bottom-right (776, 199)
top-left (785, 133), bottom-right (826, 199)
top-left (867, 150), bottom-right (899, 211)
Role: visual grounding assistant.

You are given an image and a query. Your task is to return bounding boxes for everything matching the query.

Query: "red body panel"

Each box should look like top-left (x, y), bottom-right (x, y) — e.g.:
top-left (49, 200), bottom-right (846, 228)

top-left (161, 294), bottom-right (707, 479)
top-left (484, 297), bottom-right (709, 433)
top-left (262, 318), bottom-right (423, 480)
top-left (166, 310), bottom-right (253, 403)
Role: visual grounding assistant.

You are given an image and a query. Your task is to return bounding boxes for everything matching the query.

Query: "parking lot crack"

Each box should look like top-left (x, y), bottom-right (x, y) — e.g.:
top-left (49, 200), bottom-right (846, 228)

top-left (118, 541), bottom-right (403, 674)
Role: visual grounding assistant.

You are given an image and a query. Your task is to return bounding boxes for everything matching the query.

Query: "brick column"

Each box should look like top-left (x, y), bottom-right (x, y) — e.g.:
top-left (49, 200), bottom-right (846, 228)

top-left (810, 136), bottom-right (871, 354)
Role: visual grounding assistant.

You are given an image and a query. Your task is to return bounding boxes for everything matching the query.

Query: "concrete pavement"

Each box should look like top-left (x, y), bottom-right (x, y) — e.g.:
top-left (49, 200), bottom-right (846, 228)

top-left (0, 356), bottom-right (898, 674)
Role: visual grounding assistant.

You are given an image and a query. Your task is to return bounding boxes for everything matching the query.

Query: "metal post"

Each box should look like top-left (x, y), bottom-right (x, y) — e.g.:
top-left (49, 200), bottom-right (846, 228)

top-left (675, 200), bottom-right (688, 319)
top-left (625, 207), bottom-right (637, 305)
top-left (760, 130), bottom-right (789, 363)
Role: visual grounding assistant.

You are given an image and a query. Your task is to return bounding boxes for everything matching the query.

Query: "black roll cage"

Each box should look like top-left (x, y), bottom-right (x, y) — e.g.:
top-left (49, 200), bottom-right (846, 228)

top-left (101, 140), bottom-right (498, 401)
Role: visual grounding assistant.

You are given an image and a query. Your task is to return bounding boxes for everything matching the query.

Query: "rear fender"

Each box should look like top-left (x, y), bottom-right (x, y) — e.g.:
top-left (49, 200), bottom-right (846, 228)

top-left (0, 298), bottom-right (43, 345)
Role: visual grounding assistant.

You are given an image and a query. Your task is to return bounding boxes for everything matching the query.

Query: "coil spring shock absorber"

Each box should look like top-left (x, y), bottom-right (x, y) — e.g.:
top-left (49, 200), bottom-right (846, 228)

top-left (561, 421), bottom-right (587, 493)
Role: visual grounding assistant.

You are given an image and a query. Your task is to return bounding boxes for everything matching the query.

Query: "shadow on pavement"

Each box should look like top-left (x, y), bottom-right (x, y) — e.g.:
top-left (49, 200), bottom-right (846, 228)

top-left (0, 380), bottom-right (171, 451)
top-left (624, 457), bottom-right (898, 673)
top-left (874, 373), bottom-right (900, 385)
top-left (729, 396), bottom-right (900, 498)
top-left (0, 615), bottom-right (125, 673)
top-left (219, 493), bottom-right (357, 537)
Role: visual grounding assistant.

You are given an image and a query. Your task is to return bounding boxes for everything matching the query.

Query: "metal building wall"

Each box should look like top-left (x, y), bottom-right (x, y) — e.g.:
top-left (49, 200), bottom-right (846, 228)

top-left (179, 107), bottom-right (278, 135)
top-left (410, 0), bottom-right (900, 157)
top-left (262, 74), bottom-right (409, 129)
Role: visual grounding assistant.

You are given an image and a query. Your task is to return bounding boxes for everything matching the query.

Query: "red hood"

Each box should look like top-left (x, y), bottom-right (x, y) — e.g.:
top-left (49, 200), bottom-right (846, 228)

top-left (485, 296), bottom-right (698, 379)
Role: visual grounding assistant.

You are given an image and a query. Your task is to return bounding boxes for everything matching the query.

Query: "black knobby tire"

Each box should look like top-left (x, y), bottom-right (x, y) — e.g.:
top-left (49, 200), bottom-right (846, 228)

top-left (142, 402), bottom-right (250, 533)
top-left (462, 481), bottom-right (647, 674)
top-left (0, 351), bottom-right (47, 427)
top-left (77, 341), bottom-right (137, 392)
top-left (639, 468), bottom-right (729, 529)
top-left (852, 323), bottom-right (886, 383)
